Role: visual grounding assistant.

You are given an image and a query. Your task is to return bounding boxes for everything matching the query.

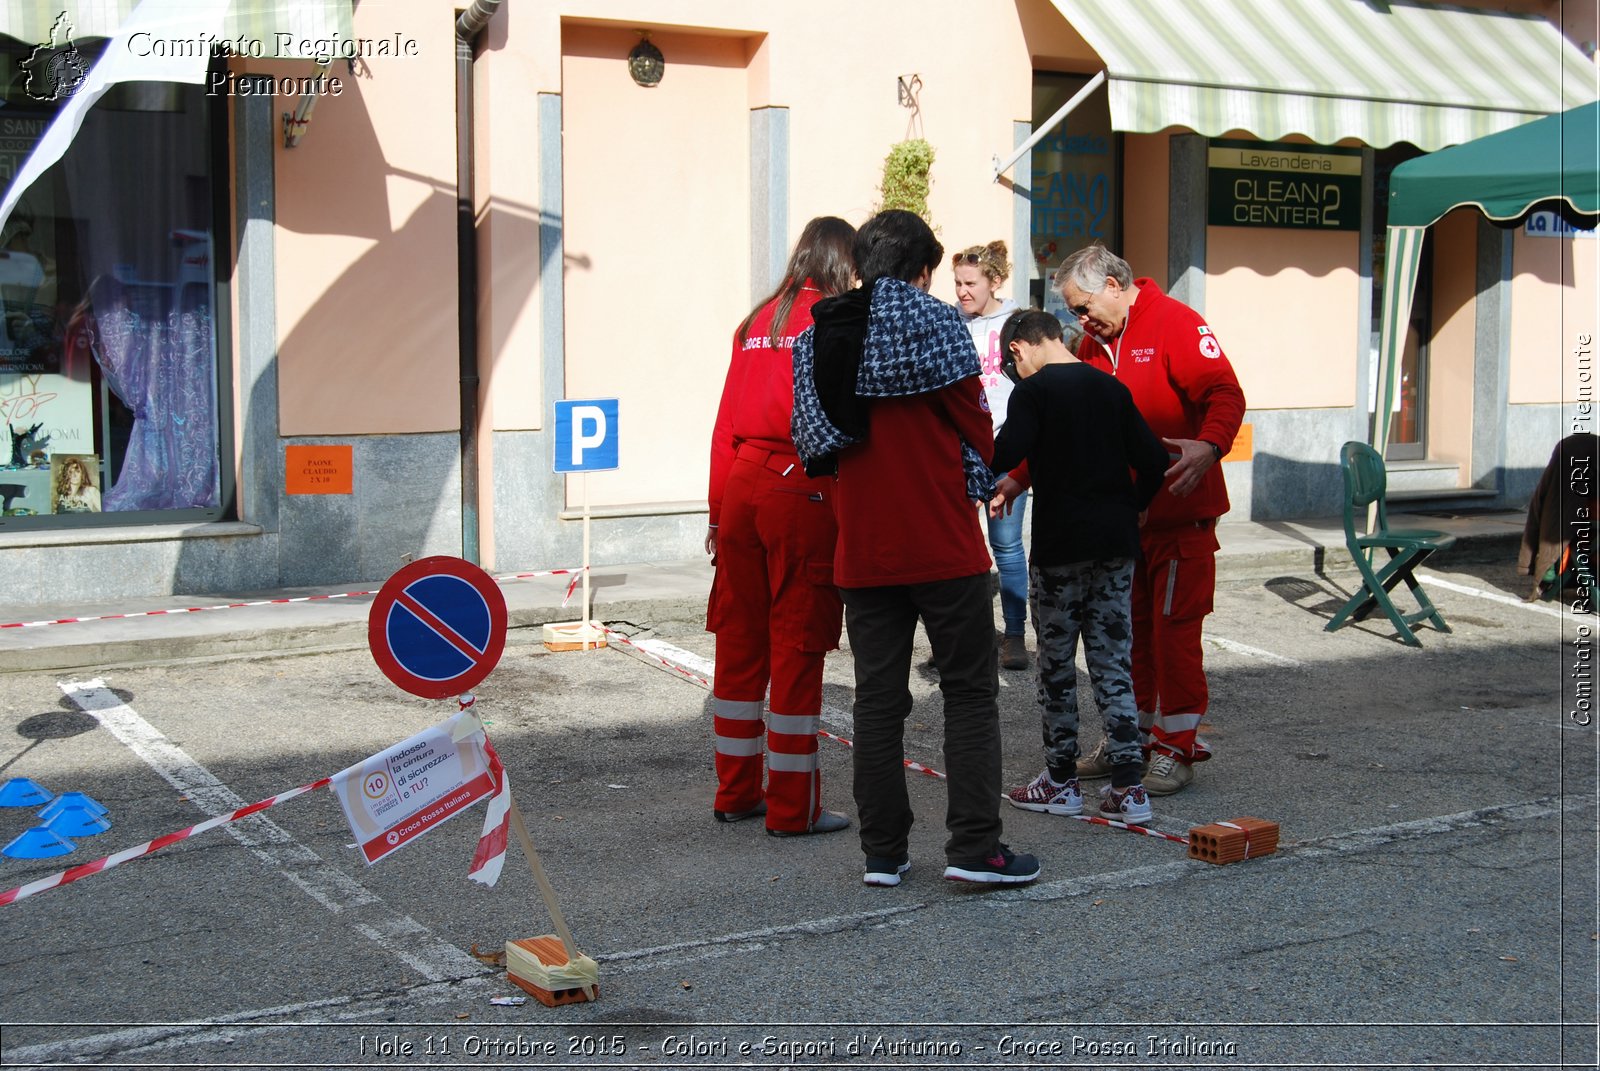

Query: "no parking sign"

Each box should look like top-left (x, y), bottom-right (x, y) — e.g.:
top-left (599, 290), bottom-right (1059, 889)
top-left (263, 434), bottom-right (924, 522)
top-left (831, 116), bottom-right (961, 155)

top-left (367, 557), bottom-right (507, 699)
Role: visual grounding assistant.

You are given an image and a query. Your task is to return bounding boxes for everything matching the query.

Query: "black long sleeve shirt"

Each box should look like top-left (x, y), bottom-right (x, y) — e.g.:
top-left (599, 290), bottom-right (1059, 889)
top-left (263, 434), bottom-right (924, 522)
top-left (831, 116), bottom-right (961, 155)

top-left (991, 362), bottom-right (1170, 567)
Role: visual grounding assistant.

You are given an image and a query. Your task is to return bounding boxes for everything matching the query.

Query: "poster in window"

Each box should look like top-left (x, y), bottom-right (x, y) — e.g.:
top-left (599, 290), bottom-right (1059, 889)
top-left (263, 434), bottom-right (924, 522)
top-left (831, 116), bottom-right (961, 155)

top-left (50, 453), bottom-right (100, 513)
top-left (0, 111), bottom-right (58, 376)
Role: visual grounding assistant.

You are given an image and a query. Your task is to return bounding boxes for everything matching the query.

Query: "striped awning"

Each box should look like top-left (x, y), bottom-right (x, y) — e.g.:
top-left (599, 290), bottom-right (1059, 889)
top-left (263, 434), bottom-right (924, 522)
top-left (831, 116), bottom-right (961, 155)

top-left (2, 0), bottom-right (353, 59)
top-left (1049, 0), bottom-right (1597, 151)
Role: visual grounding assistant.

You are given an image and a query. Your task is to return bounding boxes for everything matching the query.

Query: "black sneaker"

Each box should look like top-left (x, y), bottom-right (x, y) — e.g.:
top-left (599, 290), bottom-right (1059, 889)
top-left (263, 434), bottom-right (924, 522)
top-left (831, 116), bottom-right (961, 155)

top-left (863, 855), bottom-right (911, 887)
top-left (942, 844), bottom-right (1041, 884)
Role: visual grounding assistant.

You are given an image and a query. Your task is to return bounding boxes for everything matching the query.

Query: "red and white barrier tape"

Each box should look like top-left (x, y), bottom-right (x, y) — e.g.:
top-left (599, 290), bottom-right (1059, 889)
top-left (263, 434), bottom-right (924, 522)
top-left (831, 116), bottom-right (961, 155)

top-left (1069, 813), bottom-right (1190, 846)
top-left (601, 626), bottom-right (713, 688)
top-left (604, 626), bottom-right (941, 782)
top-left (606, 626), bottom-right (1192, 840)
top-left (0, 776), bottom-right (332, 907)
top-left (0, 568), bottom-right (586, 630)
top-left (817, 728), bottom-right (947, 782)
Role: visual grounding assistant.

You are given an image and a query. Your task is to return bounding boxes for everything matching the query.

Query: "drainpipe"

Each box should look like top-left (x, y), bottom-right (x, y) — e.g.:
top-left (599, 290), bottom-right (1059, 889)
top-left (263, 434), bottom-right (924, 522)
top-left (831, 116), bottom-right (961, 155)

top-left (455, 2), bottom-right (503, 563)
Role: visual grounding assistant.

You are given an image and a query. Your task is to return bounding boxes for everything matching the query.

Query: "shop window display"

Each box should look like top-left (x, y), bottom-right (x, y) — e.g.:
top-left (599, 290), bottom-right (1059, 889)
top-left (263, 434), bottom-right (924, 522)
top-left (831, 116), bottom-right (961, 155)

top-left (0, 33), bottom-right (226, 524)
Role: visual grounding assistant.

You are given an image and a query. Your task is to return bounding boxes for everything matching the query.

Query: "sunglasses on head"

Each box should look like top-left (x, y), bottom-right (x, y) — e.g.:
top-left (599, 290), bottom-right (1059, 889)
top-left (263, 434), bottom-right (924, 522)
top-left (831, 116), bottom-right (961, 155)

top-left (1000, 352), bottom-right (1022, 385)
top-left (951, 252), bottom-right (983, 267)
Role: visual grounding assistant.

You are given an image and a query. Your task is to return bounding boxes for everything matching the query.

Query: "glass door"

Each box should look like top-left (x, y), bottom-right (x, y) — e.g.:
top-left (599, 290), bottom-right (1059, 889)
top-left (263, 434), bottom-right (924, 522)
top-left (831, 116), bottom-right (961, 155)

top-left (1028, 72), bottom-right (1119, 324)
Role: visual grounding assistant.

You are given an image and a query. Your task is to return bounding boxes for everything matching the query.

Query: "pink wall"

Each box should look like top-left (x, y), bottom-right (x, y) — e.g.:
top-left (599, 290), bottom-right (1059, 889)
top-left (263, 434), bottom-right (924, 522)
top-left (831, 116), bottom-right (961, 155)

top-left (245, 0), bottom-right (1595, 530)
top-left (1206, 228), bottom-right (1360, 410)
top-left (1122, 133), bottom-right (1168, 289)
top-left (560, 25), bottom-right (753, 508)
top-left (252, 2), bottom-right (461, 437)
top-left (1427, 211), bottom-right (1480, 477)
top-left (1510, 227), bottom-right (1600, 404)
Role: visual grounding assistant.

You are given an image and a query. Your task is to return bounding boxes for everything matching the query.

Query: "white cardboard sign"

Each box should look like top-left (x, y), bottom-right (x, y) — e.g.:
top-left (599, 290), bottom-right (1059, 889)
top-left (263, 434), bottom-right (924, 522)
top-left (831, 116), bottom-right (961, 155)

top-left (331, 712), bottom-right (496, 865)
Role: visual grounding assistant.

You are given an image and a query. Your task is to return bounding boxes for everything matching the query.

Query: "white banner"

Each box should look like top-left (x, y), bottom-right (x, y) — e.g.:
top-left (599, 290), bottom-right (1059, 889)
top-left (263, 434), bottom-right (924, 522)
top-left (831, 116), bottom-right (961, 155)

top-left (0, 0), bottom-right (230, 233)
top-left (330, 711), bottom-right (497, 866)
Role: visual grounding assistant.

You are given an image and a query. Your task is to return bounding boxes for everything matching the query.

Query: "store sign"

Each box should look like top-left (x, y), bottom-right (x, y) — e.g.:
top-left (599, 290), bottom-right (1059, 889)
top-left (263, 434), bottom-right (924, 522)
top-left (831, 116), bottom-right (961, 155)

top-left (1525, 210), bottom-right (1596, 239)
top-left (1208, 140), bottom-right (1361, 231)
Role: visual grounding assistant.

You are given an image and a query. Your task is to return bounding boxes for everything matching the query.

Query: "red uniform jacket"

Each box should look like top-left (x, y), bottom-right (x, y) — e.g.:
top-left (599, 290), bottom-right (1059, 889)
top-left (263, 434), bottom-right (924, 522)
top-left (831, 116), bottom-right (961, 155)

top-left (707, 286), bottom-right (823, 528)
top-left (833, 379), bottom-right (995, 588)
top-left (1077, 278), bottom-right (1246, 531)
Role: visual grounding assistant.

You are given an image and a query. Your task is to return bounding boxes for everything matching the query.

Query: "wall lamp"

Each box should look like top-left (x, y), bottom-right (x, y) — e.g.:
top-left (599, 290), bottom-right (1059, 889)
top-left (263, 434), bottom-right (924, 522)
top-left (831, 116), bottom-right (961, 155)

top-left (628, 32), bottom-right (664, 87)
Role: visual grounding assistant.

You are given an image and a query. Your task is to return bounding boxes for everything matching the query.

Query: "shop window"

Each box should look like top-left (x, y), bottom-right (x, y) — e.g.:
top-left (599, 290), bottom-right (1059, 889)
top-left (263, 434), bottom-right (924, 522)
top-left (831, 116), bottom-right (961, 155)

top-left (1028, 71), bottom-right (1119, 325)
top-left (0, 35), bottom-right (229, 526)
top-left (1372, 144), bottom-right (1430, 461)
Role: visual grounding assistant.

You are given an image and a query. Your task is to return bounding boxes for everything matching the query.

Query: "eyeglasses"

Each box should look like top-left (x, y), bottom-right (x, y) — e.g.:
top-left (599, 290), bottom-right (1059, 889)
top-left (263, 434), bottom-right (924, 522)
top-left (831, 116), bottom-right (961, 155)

top-left (951, 252), bottom-right (982, 267)
top-left (1065, 281), bottom-right (1107, 318)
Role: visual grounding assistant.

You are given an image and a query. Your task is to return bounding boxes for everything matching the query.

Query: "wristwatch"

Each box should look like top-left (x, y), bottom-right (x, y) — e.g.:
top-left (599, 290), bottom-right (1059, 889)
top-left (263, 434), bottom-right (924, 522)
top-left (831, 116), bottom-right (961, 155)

top-left (1206, 441), bottom-right (1223, 462)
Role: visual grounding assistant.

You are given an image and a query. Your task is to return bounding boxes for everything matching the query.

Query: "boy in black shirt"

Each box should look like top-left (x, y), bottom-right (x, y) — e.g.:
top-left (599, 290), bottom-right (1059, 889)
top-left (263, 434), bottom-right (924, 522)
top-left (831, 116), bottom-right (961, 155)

top-left (989, 309), bottom-right (1169, 824)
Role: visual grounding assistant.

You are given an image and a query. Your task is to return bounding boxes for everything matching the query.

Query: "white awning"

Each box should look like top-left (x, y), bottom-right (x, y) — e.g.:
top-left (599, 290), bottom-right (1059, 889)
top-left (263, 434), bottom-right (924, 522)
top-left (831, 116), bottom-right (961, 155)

top-left (2, 0), bottom-right (353, 60)
top-left (1048, 0), bottom-right (1597, 150)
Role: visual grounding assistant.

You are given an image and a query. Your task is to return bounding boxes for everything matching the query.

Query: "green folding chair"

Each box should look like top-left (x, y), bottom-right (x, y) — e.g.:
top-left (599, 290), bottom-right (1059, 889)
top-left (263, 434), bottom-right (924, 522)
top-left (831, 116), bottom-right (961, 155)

top-left (1324, 441), bottom-right (1456, 647)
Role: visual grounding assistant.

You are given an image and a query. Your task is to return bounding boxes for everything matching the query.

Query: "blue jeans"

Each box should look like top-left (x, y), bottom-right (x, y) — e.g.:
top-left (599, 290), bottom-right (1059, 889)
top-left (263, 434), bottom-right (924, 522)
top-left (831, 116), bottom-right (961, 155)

top-left (987, 489), bottom-right (1029, 636)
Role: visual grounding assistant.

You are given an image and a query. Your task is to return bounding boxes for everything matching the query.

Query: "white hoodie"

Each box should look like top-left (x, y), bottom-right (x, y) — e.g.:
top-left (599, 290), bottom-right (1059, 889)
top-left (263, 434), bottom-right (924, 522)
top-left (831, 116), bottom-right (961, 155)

top-left (964, 297), bottom-right (1019, 429)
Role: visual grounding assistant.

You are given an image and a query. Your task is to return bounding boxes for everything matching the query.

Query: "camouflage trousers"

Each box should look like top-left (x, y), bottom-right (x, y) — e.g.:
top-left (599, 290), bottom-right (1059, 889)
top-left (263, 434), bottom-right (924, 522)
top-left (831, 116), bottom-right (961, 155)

top-left (1029, 558), bottom-right (1142, 773)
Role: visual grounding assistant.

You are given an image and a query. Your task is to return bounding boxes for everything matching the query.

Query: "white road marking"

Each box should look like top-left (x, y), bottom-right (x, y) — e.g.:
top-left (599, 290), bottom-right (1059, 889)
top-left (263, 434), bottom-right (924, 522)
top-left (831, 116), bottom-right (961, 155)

top-left (6, 792), bottom-right (1582, 1065)
top-left (1207, 635), bottom-right (1305, 667)
top-left (56, 679), bottom-right (486, 983)
top-left (1419, 573), bottom-right (1567, 618)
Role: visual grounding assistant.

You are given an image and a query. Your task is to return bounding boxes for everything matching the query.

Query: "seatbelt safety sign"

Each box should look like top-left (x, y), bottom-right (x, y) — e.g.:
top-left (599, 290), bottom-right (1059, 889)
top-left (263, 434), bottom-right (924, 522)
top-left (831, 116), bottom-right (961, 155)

top-left (331, 712), bottom-right (497, 864)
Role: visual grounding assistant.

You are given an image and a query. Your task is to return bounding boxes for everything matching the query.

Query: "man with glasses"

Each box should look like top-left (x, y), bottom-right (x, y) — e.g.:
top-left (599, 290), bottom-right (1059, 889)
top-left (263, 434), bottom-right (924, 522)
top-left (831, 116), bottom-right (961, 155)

top-left (1050, 244), bottom-right (1246, 796)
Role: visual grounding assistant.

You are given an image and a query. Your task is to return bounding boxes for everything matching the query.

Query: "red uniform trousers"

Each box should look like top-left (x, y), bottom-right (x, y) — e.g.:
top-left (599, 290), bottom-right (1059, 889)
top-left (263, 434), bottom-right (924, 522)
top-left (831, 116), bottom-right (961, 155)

top-left (1131, 523), bottom-right (1218, 765)
top-left (706, 445), bottom-right (843, 833)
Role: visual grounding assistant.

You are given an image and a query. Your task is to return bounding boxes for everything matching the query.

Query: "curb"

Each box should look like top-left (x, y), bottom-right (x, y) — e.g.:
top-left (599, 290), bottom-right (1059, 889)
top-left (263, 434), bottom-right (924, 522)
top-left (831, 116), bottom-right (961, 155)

top-left (0, 530), bottom-right (1521, 673)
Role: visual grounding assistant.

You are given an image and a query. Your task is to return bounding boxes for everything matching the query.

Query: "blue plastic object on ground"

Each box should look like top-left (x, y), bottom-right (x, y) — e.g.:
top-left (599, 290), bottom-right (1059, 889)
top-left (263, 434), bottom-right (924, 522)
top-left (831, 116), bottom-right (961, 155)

top-left (2, 826), bottom-right (77, 858)
top-left (0, 778), bottom-right (53, 808)
top-left (38, 792), bottom-right (108, 820)
top-left (44, 807), bottom-right (112, 837)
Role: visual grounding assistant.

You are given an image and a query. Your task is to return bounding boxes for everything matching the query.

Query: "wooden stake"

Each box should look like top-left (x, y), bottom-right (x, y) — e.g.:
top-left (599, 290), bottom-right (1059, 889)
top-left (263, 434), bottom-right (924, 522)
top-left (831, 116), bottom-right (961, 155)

top-left (582, 471), bottom-right (594, 651)
top-left (507, 796), bottom-right (595, 1000)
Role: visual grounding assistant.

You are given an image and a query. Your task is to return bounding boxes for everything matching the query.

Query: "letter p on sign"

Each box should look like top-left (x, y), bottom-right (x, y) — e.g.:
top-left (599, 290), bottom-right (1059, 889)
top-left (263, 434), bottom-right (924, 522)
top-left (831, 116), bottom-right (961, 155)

top-left (553, 399), bottom-right (619, 472)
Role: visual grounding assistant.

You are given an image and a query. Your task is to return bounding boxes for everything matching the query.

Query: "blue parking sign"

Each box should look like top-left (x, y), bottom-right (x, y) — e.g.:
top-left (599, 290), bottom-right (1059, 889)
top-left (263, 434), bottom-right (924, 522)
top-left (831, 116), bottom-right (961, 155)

top-left (553, 399), bottom-right (619, 473)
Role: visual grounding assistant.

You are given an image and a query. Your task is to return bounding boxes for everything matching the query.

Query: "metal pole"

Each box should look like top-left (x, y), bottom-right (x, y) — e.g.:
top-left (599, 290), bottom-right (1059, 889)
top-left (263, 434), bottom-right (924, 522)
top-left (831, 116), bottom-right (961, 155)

top-left (993, 70), bottom-right (1106, 181)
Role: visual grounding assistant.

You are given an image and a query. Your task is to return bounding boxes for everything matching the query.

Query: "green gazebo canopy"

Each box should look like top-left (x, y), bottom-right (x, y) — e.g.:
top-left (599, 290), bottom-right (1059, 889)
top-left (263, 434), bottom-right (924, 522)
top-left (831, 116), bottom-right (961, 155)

top-left (1387, 101), bottom-right (1599, 228)
top-left (1373, 102), bottom-right (1597, 458)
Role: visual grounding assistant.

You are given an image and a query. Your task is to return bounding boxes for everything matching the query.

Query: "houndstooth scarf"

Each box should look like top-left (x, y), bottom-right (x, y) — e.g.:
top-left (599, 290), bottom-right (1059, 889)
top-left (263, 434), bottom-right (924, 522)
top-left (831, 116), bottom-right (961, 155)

top-left (792, 277), bottom-right (996, 501)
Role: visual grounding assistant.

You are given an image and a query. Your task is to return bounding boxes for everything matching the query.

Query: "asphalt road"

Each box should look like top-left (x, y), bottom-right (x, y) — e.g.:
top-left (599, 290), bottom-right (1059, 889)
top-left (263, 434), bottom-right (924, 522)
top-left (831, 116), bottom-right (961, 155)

top-left (0, 555), bottom-right (1593, 1070)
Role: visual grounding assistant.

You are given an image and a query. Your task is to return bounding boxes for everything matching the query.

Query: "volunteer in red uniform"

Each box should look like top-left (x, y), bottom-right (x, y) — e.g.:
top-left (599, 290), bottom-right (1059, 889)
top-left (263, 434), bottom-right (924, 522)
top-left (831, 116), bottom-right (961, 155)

top-left (1054, 243), bottom-right (1246, 795)
top-left (705, 216), bottom-right (857, 836)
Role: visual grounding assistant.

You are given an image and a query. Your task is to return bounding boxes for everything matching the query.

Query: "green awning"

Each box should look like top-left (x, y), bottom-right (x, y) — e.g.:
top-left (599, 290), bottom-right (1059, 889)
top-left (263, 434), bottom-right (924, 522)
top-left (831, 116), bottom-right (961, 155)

top-left (1049, 0), bottom-right (1596, 151)
top-left (1374, 101), bottom-right (1599, 457)
top-left (2, 0), bottom-right (353, 59)
top-left (1387, 102), bottom-right (1600, 227)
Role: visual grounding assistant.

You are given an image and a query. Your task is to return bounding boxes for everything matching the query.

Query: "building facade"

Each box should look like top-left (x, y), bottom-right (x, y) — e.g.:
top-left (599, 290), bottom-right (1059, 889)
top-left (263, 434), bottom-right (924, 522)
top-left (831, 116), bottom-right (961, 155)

top-left (0, 0), bottom-right (1595, 599)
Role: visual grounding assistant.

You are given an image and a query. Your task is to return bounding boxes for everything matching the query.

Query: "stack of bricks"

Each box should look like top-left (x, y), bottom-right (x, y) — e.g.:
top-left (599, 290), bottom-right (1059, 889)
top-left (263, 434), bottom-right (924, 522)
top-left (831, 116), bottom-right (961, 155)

top-left (1186, 816), bottom-right (1279, 865)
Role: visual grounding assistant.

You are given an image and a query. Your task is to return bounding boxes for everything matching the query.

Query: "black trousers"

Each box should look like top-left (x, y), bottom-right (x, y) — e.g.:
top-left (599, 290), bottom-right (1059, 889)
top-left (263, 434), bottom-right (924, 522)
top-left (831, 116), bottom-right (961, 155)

top-left (841, 572), bottom-right (1003, 866)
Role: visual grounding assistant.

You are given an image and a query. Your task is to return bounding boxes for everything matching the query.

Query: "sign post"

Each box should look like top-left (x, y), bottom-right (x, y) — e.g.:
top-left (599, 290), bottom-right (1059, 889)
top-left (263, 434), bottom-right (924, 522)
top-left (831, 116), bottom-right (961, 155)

top-left (548, 399), bottom-right (619, 651)
top-left (366, 557), bottom-right (597, 1003)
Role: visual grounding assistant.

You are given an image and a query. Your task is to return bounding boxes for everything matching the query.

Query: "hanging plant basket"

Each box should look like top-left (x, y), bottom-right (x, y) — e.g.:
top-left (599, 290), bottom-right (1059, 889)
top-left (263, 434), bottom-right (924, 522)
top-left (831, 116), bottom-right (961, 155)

top-left (878, 138), bottom-right (935, 224)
